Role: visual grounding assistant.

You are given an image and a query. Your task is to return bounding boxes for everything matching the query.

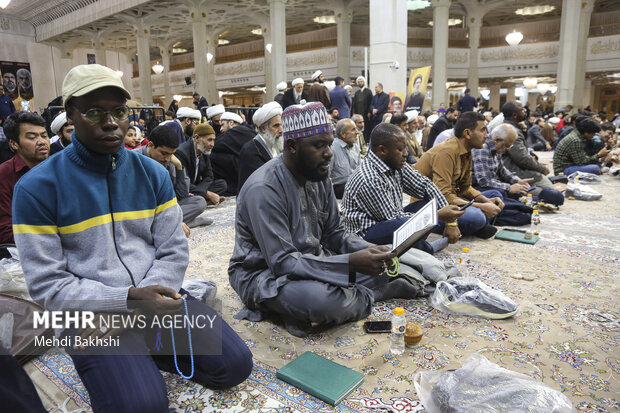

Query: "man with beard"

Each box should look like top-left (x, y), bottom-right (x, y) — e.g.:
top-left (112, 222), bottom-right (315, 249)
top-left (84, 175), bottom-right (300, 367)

top-left (2, 71), bottom-right (17, 100)
top-left (425, 107), bottom-right (458, 150)
top-left (351, 114), bottom-right (368, 157)
top-left (16, 68), bottom-right (33, 101)
top-left (281, 78), bottom-right (308, 109)
top-left (49, 112), bottom-right (74, 154)
top-left (175, 123), bottom-right (226, 205)
top-left (404, 74), bottom-right (424, 112)
top-left (238, 102), bottom-right (283, 190)
top-left (206, 104), bottom-right (225, 136)
top-left (229, 102), bottom-right (425, 337)
top-left (162, 106), bottom-right (200, 145)
top-left (352, 76), bottom-right (373, 143)
top-left (210, 111), bottom-right (256, 195)
top-left (274, 82), bottom-right (287, 108)
top-left (0, 112), bottom-right (50, 247)
top-left (501, 101), bottom-right (558, 198)
top-left (369, 83), bottom-right (389, 135)
top-left (307, 70), bottom-right (331, 109)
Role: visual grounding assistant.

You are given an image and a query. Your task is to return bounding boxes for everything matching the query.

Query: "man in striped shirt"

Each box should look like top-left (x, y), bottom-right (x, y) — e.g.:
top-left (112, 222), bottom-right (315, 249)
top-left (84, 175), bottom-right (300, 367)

top-left (342, 123), bottom-right (464, 254)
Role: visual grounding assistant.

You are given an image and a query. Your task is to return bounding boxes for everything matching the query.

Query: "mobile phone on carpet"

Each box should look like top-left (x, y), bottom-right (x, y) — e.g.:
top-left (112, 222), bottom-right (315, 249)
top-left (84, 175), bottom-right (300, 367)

top-left (363, 321), bottom-right (392, 333)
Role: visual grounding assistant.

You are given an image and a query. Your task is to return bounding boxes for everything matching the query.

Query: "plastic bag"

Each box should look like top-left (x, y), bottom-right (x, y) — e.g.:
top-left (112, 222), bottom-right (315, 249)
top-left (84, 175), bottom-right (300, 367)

top-left (414, 353), bottom-right (576, 413)
top-left (565, 182), bottom-right (602, 201)
top-left (567, 171), bottom-right (602, 184)
top-left (429, 277), bottom-right (518, 319)
top-left (182, 279), bottom-right (218, 306)
top-left (0, 248), bottom-right (32, 301)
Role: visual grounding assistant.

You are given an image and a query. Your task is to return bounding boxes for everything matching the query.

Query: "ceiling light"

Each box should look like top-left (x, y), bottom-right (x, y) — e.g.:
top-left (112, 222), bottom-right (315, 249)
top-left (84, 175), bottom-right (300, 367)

top-left (523, 77), bottom-right (537, 89)
top-left (480, 89), bottom-right (490, 99)
top-left (218, 39), bottom-right (229, 45)
top-left (115, 70), bottom-right (124, 77)
top-left (607, 73), bottom-right (620, 78)
top-left (0, 0), bottom-right (11, 9)
top-left (428, 18), bottom-right (462, 27)
top-left (515, 88), bottom-right (524, 98)
top-left (251, 28), bottom-right (263, 35)
top-left (206, 52), bottom-right (214, 63)
top-left (407, 0), bottom-right (430, 10)
top-left (313, 15), bottom-right (336, 24)
top-left (550, 86), bottom-right (557, 94)
top-left (537, 83), bottom-right (550, 94)
top-left (152, 61), bottom-right (164, 74)
top-left (505, 29), bottom-right (523, 46)
top-left (265, 43), bottom-right (272, 53)
top-left (515, 5), bottom-right (555, 16)
top-left (173, 95), bottom-right (183, 102)
top-left (173, 41), bottom-right (182, 47)
top-left (172, 48), bottom-right (187, 54)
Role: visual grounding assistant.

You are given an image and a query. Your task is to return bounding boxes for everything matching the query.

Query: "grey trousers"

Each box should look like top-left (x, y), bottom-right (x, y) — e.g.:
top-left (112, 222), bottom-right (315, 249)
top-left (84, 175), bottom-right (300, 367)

top-left (179, 196), bottom-right (207, 224)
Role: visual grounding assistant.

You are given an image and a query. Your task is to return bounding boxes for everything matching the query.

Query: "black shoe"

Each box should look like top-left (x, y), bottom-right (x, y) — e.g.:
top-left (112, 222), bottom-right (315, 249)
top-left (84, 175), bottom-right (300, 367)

top-left (473, 224), bottom-right (498, 239)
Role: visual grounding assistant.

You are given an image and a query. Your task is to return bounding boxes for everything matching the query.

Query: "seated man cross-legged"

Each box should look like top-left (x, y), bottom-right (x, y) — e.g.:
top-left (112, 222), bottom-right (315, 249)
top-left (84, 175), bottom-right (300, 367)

top-left (553, 118), bottom-right (610, 176)
top-left (415, 112), bottom-right (505, 238)
top-left (473, 123), bottom-right (564, 206)
top-left (342, 123), bottom-right (464, 253)
top-left (12, 65), bottom-right (252, 412)
top-left (229, 102), bottom-right (427, 337)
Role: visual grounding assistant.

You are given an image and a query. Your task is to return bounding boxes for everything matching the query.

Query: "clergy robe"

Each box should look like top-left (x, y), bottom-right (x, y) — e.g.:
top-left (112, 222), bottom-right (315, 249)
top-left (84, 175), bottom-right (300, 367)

top-left (307, 83), bottom-right (331, 109)
top-left (228, 156), bottom-right (420, 336)
top-left (352, 87), bottom-right (373, 141)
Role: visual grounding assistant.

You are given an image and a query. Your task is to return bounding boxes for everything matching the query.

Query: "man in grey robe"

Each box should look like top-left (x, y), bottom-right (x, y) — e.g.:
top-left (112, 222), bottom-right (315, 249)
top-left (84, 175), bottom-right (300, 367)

top-left (229, 102), bottom-right (421, 336)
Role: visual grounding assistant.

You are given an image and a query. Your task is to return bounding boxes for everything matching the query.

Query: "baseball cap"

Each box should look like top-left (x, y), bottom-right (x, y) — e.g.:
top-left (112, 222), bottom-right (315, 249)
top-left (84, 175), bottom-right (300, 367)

top-left (62, 64), bottom-right (131, 107)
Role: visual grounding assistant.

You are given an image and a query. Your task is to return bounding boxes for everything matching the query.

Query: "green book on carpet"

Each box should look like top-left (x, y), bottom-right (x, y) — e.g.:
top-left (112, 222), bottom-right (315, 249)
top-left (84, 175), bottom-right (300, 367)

top-left (276, 351), bottom-right (364, 406)
top-left (495, 229), bottom-right (539, 244)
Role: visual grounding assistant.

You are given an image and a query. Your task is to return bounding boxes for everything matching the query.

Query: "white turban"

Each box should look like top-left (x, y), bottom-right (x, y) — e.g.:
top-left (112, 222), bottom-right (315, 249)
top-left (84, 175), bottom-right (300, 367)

top-left (427, 114), bottom-right (439, 126)
top-left (405, 110), bottom-right (419, 123)
top-left (276, 81), bottom-right (287, 91)
top-left (253, 102), bottom-right (283, 128)
top-left (206, 104), bottom-right (225, 118)
top-left (292, 78), bottom-right (304, 86)
top-left (344, 85), bottom-right (352, 91)
top-left (193, 109), bottom-right (202, 120)
top-left (221, 112), bottom-right (242, 124)
top-left (177, 107), bottom-right (200, 119)
top-left (548, 116), bottom-right (560, 125)
top-left (356, 76), bottom-right (366, 84)
top-left (311, 70), bottom-right (322, 81)
top-left (50, 112), bottom-right (68, 135)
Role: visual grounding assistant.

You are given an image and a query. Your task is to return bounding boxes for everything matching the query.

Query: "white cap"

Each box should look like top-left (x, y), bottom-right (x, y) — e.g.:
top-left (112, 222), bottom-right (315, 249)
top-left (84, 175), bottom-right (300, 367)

top-left (177, 107), bottom-right (200, 119)
top-left (206, 104), bottom-right (225, 118)
top-left (548, 116), bottom-right (560, 124)
top-left (344, 85), bottom-right (352, 91)
top-left (276, 81), bottom-right (287, 91)
top-left (292, 78), bottom-right (304, 86)
top-left (356, 76), bottom-right (366, 84)
top-left (50, 112), bottom-right (68, 135)
top-left (62, 64), bottom-right (130, 106)
top-left (427, 114), bottom-right (439, 126)
top-left (405, 110), bottom-right (419, 123)
top-left (311, 70), bottom-right (322, 81)
top-left (221, 112), bottom-right (242, 124)
top-left (253, 101), bottom-right (283, 128)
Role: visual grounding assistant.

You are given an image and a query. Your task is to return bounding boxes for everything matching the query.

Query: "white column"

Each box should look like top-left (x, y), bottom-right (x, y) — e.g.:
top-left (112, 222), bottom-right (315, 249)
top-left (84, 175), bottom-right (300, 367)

top-left (431, 0), bottom-right (451, 109)
top-left (135, 25), bottom-right (153, 105)
top-left (489, 82), bottom-right (501, 112)
top-left (556, 0), bottom-right (585, 110)
top-left (369, 0), bottom-right (408, 96)
top-left (191, 11), bottom-right (210, 103)
top-left (572, 0), bottom-right (594, 110)
top-left (262, 29), bottom-right (274, 99)
top-left (335, 8), bottom-right (352, 81)
top-left (583, 78), bottom-right (593, 108)
top-left (506, 86), bottom-right (516, 103)
top-left (268, 0), bottom-right (287, 96)
top-left (160, 46), bottom-right (172, 108)
top-left (205, 35), bottom-right (218, 105)
top-left (528, 90), bottom-right (538, 109)
top-left (467, 17), bottom-right (482, 95)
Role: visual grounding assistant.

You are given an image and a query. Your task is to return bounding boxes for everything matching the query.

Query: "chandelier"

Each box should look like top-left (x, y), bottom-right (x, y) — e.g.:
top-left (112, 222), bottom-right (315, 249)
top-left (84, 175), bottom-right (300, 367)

top-left (505, 29), bottom-right (523, 46)
top-left (152, 61), bottom-right (164, 74)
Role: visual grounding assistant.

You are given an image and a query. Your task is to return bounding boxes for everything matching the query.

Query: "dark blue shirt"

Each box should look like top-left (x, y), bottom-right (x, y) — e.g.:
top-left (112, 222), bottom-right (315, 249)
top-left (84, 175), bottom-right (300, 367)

top-left (0, 94), bottom-right (16, 122)
top-left (457, 94), bottom-right (478, 113)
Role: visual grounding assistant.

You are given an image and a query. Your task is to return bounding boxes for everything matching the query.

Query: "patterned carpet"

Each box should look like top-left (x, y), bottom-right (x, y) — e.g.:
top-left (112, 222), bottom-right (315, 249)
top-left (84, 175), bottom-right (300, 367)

top-left (27, 172), bottom-right (619, 413)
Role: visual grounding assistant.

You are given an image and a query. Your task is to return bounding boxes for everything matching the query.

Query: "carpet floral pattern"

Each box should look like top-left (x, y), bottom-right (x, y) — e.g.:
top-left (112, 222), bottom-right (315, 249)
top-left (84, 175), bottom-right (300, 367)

top-left (29, 176), bottom-right (619, 412)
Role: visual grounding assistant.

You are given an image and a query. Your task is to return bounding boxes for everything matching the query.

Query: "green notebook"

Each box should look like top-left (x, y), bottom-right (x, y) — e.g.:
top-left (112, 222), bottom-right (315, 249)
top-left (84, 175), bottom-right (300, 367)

top-left (495, 229), bottom-right (539, 244)
top-left (276, 351), bottom-right (364, 406)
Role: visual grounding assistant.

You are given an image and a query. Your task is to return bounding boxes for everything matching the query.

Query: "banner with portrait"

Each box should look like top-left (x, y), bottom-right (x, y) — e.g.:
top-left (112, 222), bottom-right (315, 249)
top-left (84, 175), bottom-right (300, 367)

top-left (404, 66), bottom-right (431, 112)
top-left (388, 92), bottom-right (405, 112)
top-left (1, 61), bottom-right (34, 102)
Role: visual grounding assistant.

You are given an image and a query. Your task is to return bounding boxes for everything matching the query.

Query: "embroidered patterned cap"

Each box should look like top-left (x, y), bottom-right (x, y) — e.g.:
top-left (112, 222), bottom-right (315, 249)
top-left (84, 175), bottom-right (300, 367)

top-left (282, 102), bottom-right (333, 141)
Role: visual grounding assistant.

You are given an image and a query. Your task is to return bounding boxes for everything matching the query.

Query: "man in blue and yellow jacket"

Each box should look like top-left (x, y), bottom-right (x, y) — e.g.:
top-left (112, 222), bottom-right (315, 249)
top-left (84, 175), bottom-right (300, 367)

top-left (12, 64), bottom-right (252, 411)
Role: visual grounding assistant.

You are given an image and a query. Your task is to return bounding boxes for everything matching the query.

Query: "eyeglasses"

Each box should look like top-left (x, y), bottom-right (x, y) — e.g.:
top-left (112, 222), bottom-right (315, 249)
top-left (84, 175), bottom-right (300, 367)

top-left (79, 105), bottom-right (129, 124)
